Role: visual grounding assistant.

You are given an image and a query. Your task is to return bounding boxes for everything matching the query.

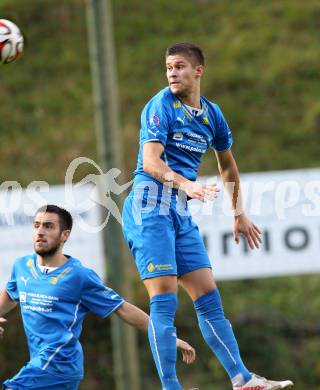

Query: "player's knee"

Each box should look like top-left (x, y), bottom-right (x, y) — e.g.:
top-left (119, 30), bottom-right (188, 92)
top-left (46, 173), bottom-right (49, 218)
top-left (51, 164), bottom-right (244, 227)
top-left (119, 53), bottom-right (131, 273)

top-left (150, 292), bottom-right (178, 319)
top-left (144, 275), bottom-right (178, 297)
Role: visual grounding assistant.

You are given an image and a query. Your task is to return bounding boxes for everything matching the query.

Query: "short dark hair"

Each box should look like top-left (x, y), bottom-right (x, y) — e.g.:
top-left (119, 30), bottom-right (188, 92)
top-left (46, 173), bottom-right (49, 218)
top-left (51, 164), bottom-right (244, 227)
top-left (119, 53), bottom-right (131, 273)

top-left (35, 204), bottom-right (73, 231)
top-left (166, 42), bottom-right (205, 66)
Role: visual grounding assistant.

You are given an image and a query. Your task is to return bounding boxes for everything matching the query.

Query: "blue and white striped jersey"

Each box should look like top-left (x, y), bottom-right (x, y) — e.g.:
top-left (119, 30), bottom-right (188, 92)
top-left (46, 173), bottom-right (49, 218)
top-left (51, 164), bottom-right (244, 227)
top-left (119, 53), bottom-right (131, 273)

top-left (6, 254), bottom-right (124, 380)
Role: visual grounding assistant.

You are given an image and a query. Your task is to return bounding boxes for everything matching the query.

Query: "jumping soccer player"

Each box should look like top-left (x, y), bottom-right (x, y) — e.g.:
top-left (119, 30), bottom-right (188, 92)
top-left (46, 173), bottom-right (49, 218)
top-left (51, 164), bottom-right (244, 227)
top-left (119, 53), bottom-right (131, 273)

top-left (0, 205), bottom-right (195, 390)
top-left (122, 42), bottom-right (294, 390)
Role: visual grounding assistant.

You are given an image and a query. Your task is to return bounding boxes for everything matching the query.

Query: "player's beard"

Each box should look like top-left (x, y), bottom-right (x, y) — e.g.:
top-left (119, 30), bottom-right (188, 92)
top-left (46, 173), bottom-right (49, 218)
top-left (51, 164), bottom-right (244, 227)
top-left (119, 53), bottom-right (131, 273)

top-left (34, 240), bottom-right (61, 258)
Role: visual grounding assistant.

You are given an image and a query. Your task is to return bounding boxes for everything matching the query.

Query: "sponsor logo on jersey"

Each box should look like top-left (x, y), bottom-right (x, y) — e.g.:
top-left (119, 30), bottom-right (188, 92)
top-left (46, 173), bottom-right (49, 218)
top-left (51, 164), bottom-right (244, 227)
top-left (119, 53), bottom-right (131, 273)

top-left (186, 132), bottom-right (206, 143)
top-left (175, 143), bottom-right (206, 154)
top-left (173, 132), bottom-right (183, 141)
top-left (19, 291), bottom-right (27, 303)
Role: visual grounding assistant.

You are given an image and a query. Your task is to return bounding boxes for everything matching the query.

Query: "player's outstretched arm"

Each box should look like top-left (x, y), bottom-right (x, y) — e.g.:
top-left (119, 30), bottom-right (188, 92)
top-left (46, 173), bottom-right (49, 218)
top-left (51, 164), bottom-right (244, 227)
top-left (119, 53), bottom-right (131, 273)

top-left (115, 302), bottom-right (195, 364)
top-left (115, 302), bottom-right (149, 332)
top-left (143, 142), bottom-right (219, 202)
top-left (0, 290), bottom-right (18, 337)
top-left (215, 149), bottom-right (262, 249)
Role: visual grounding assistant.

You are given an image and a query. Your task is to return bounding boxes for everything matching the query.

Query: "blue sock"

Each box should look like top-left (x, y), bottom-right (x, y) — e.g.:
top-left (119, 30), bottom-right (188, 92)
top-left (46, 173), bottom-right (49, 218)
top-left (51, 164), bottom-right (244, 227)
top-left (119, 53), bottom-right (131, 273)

top-left (148, 293), bottom-right (182, 390)
top-left (194, 289), bottom-right (252, 385)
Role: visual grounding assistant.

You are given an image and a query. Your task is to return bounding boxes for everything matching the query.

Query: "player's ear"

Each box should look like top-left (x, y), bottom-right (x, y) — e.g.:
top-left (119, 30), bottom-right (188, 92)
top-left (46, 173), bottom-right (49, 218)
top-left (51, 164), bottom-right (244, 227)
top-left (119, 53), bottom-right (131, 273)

top-left (61, 230), bottom-right (71, 243)
top-left (195, 64), bottom-right (204, 78)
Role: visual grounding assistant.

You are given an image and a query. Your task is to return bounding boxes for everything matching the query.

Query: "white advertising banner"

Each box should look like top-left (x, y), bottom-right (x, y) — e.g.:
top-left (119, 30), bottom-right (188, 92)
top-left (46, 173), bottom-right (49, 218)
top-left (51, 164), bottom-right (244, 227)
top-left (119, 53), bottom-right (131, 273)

top-left (0, 168), bottom-right (319, 289)
top-left (192, 168), bottom-right (320, 280)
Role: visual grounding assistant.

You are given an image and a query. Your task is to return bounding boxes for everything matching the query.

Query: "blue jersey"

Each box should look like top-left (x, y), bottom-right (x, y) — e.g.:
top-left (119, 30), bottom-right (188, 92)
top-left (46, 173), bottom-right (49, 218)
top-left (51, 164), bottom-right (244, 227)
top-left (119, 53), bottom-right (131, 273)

top-left (135, 87), bottom-right (233, 183)
top-left (6, 254), bottom-right (124, 380)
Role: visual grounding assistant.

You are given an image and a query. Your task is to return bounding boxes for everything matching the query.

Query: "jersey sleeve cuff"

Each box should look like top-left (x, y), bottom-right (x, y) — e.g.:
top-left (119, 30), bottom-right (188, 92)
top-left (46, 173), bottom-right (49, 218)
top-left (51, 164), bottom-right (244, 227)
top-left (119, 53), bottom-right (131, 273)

top-left (211, 141), bottom-right (233, 152)
top-left (6, 288), bottom-right (19, 302)
top-left (102, 299), bottom-right (125, 318)
top-left (142, 139), bottom-right (166, 147)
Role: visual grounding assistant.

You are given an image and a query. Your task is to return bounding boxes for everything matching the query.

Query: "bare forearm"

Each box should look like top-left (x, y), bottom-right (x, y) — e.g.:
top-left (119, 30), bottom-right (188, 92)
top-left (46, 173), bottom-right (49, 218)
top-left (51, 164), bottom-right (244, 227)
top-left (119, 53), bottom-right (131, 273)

top-left (220, 166), bottom-right (241, 211)
top-left (0, 291), bottom-right (17, 317)
top-left (217, 151), bottom-right (243, 215)
top-left (115, 302), bottom-right (149, 332)
top-left (144, 157), bottom-right (189, 190)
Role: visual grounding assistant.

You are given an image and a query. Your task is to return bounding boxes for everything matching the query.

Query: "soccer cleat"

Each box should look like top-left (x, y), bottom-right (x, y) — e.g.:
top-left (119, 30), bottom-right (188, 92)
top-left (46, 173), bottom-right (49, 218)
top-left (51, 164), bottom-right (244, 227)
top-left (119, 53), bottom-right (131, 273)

top-left (233, 373), bottom-right (294, 390)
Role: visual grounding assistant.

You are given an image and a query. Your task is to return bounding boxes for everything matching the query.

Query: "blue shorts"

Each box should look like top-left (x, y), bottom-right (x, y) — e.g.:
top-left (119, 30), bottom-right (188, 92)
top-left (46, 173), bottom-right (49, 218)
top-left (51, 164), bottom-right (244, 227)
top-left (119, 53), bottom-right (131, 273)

top-left (122, 185), bottom-right (211, 280)
top-left (2, 364), bottom-right (81, 390)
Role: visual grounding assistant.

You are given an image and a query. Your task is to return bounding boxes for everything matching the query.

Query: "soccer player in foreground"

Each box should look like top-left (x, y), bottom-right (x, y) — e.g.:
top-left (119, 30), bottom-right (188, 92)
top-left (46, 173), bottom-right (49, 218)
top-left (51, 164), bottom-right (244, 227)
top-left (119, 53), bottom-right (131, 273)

top-left (122, 42), bottom-right (294, 389)
top-left (0, 205), bottom-right (195, 390)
